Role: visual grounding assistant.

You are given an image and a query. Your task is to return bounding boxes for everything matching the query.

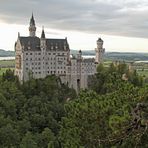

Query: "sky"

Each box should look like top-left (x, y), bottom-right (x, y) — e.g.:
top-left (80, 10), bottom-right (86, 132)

top-left (0, 0), bottom-right (148, 53)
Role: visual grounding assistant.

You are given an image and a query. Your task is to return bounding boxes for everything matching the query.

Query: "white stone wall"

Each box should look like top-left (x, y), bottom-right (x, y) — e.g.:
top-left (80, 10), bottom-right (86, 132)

top-left (15, 39), bottom-right (23, 81)
top-left (19, 49), bottom-right (69, 82)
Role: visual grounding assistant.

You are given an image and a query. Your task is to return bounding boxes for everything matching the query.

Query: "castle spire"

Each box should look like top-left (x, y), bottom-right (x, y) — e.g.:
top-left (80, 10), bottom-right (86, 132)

top-left (30, 13), bottom-right (35, 26)
top-left (41, 26), bottom-right (45, 38)
top-left (29, 13), bottom-right (36, 37)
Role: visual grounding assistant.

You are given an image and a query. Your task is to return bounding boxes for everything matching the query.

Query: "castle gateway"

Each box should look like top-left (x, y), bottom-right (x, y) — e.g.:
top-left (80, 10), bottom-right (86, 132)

top-left (15, 14), bottom-right (105, 92)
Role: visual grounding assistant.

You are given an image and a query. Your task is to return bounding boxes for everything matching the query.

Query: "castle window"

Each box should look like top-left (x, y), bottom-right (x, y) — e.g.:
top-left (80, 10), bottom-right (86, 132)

top-left (48, 53), bottom-right (51, 55)
top-left (26, 58), bottom-right (28, 60)
top-left (30, 53), bottom-right (32, 55)
top-left (26, 53), bottom-right (28, 55)
top-left (53, 53), bottom-right (56, 55)
top-left (26, 68), bottom-right (28, 70)
top-left (38, 53), bottom-right (41, 55)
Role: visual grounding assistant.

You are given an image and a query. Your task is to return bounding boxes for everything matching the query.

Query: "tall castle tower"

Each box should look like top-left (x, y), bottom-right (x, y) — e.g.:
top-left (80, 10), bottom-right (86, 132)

top-left (29, 13), bottom-right (36, 37)
top-left (95, 38), bottom-right (105, 63)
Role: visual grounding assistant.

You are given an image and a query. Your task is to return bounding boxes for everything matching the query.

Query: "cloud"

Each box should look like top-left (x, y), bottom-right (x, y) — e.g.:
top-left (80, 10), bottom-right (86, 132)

top-left (0, 0), bottom-right (148, 38)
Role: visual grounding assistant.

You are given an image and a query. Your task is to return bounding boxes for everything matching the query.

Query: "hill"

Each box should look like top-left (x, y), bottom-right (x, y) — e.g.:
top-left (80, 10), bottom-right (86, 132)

top-left (71, 50), bottom-right (148, 62)
top-left (0, 49), bottom-right (15, 57)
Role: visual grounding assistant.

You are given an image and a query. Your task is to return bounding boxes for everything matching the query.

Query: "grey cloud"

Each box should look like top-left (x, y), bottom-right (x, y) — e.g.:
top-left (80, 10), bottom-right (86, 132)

top-left (0, 0), bottom-right (148, 38)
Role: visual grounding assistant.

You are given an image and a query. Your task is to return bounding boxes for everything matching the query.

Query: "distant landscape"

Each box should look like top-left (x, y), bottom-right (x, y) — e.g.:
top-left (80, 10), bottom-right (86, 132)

top-left (0, 49), bottom-right (15, 57)
top-left (0, 49), bottom-right (148, 62)
top-left (71, 50), bottom-right (148, 62)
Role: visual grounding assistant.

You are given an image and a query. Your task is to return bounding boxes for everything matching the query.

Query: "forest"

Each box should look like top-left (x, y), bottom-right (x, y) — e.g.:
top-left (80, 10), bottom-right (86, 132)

top-left (0, 63), bottom-right (147, 148)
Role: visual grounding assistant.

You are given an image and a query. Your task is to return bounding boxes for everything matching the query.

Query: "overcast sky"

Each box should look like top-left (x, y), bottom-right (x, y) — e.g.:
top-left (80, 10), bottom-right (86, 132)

top-left (0, 0), bottom-right (148, 52)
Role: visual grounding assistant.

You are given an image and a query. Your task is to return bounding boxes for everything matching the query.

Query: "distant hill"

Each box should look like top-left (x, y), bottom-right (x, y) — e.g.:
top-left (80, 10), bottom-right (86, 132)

top-left (70, 50), bottom-right (148, 62)
top-left (0, 49), bottom-right (147, 62)
top-left (0, 49), bottom-right (15, 57)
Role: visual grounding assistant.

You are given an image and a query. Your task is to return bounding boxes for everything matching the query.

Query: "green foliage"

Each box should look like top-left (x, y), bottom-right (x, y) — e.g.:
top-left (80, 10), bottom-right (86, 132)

top-left (59, 85), bottom-right (148, 147)
top-left (0, 70), bottom-right (76, 147)
top-left (88, 63), bottom-right (143, 94)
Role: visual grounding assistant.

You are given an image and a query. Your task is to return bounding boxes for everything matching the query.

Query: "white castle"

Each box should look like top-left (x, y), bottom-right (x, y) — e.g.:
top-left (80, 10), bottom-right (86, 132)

top-left (15, 14), bottom-right (105, 92)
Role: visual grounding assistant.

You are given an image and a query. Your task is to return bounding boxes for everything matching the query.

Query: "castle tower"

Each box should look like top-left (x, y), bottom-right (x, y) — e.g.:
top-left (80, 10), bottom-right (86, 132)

top-left (29, 13), bottom-right (36, 37)
top-left (95, 38), bottom-right (105, 63)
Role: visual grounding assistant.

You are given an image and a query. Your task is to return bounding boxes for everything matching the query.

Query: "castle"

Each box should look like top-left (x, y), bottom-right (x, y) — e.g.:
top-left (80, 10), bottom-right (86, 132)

top-left (15, 14), bottom-right (105, 92)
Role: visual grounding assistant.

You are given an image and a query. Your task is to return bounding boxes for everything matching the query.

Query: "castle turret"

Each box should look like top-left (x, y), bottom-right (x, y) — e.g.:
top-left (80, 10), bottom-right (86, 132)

top-left (77, 50), bottom-right (82, 60)
top-left (95, 38), bottom-right (105, 63)
top-left (29, 13), bottom-right (36, 37)
top-left (40, 27), bottom-right (46, 50)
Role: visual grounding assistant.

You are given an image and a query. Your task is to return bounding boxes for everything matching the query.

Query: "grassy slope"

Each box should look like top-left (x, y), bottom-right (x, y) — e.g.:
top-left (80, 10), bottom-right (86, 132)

top-left (0, 60), bottom-right (15, 75)
top-left (0, 60), bottom-right (15, 67)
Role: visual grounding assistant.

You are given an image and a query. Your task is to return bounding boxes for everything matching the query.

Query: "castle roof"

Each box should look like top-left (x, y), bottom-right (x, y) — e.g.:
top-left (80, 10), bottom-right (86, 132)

top-left (19, 36), bottom-right (69, 51)
top-left (19, 36), bottom-right (40, 51)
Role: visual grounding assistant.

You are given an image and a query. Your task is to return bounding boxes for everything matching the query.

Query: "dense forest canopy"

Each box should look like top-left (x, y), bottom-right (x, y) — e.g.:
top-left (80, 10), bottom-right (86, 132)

top-left (0, 63), bottom-right (147, 148)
